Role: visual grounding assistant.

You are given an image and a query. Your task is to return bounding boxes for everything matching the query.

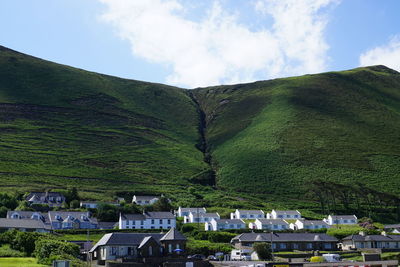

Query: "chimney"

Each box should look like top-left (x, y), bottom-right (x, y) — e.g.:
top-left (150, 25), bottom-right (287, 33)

top-left (381, 231), bottom-right (387, 236)
top-left (359, 231), bottom-right (366, 236)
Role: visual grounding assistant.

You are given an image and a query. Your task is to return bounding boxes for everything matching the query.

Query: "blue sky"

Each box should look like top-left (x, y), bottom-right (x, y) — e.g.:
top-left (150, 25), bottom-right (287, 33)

top-left (1, 0), bottom-right (400, 88)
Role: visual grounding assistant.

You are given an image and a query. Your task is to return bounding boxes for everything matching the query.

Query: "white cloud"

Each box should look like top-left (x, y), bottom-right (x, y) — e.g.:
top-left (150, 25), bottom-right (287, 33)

top-left (99, 0), bottom-right (338, 88)
top-left (359, 35), bottom-right (400, 71)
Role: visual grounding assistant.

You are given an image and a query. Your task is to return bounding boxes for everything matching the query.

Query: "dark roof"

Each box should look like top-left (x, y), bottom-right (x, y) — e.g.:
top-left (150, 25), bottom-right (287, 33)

top-left (329, 215), bottom-right (357, 220)
top-left (0, 218), bottom-right (50, 230)
top-left (179, 207), bottom-right (206, 213)
top-left (145, 212), bottom-right (175, 219)
top-left (232, 233), bottom-right (338, 243)
top-left (384, 224), bottom-right (400, 229)
top-left (273, 210), bottom-right (301, 215)
top-left (90, 232), bottom-right (164, 252)
top-left (342, 234), bottom-right (400, 242)
top-left (236, 210), bottom-right (264, 214)
top-left (133, 195), bottom-right (159, 201)
top-left (121, 214), bottom-right (146, 220)
top-left (98, 222), bottom-right (118, 229)
top-left (7, 211), bottom-right (49, 223)
top-left (160, 228), bottom-right (187, 241)
top-left (301, 220), bottom-right (329, 225)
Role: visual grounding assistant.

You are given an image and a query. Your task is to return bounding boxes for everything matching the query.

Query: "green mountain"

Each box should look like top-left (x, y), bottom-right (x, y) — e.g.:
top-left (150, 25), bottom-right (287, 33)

top-left (1, 46), bottom-right (400, 220)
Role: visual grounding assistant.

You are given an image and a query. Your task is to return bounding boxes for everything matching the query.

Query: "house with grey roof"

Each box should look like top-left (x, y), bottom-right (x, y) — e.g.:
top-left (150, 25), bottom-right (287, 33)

top-left (323, 215), bottom-right (357, 225)
top-left (230, 209), bottom-right (265, 220)
top-left (267, 210), bottom-right (302, 220)
top-left (132, 195), bottom-right (160, 206)
top-left (48, 211), bottom-right (97, 230)
top-left (89, 228), bottom-right (187, 265)
top-left (341, 232), bottom-right (400, 250)
top-left (25, 192), bottom-right (65, 207)
top-left (80, 201), bottom-right (119, 209)
top-left (0, 218), bottom-right (51, 232)
top-left (175, 207), bottom-right (206, 217)
top-left (184, 212), bottom-right (220, 224)
top-left (7, 210), bottom-right (48, 223)
top-left (290, 219), bottom-right (330, 230)
top-left (231, 232), bottom-right (338, 251)
top-left (205, 218), bottom-right (246, 231)
top-left (119, 211), bottom-right (176, 230)
top-left (249, 218), bottom-right (289, 230)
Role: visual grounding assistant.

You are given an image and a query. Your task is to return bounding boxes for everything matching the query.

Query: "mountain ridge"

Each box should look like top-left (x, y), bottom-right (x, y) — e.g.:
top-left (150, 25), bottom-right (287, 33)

top-left (1, 45), bottom-right (400, 220)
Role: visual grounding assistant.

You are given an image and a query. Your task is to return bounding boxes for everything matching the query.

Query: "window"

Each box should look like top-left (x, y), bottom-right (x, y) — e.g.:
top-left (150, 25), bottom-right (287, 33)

top-left (111, 247), bottom-right (117, 256)
top-left (230, 224), bottom-right (234, 228)
top-left (306, 243), bottom-right (313, 249)
top-left (324, 243), bottom-right (332, 249)
top-left (204, 218), bottom-right (208, 222)
top-left (280, 243), bottom-right (286, 249)
top-left (274, 225), bottom-right (278, 229)
top-left (151, 226), bottom-right (155, 229)
top-left (149, 246), bottom-right (153, 256)
top-left (250, 215), bottom-right (254, 218)
top-left (168, 244), bottom-right (172, 253)
top-left (145, 201), bottom-right (149, 204)
top-left (151, 219), bottom-right (154, 224)
top-left (294, 215), bottom-right (298, 218)
top-left (344, 220), bottom-right (348, 223)
top-left (237, 224), bottom-right (242, 228)
top-left (293, 243), bottom-right (299, 249)
top-left (141, 221), bottom-right (144, 225)
top-left (159, 219), bottom-right (162, 224)
top-left (167, 219), bottom-right (171, 224)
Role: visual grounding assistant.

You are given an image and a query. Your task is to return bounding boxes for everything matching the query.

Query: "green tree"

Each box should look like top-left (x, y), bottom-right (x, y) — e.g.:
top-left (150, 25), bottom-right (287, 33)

top-left (152, 196), bottom-right (172, 211)
top-left (34, 239), bottom-right (79, 265)
top-left (253, 242), bottom-right (272, 260)
top-left (11, 232), bottom-right (44, 256)
top-left (70, 199), bottom-right (80, 209)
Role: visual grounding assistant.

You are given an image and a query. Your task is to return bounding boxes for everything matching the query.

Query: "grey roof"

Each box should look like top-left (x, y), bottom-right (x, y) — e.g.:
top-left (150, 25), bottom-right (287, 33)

top-left (7, 211), bottom-right (49, 223)
top-left (273, 210), bottom-right (301, 215)
top-left (0, 218), bottom-right (49, 230)
top-left (121, 214), bottom-right (146, 220)
top-left (237, 210), bottom-right (264, 214)
top-left (144, 212), bottom-right (175, 219)
top-left (232, 233), bottom-right (338, 243)
top-left (160, 228), bottom-right (187, 241)
top-left (179, 207), bottom-right (206, 213)
top-left (191, 212), bottom-right (219, 218)
top-left (384, 224), bottom-right (400, 229)
top-left (89, 232), bottom-right (164, 252)
top-left (342, 234), bottom-right (400, 242)
top-left (329, 215), bottom-right (357, 220)
top-left (257, 219), bottom-right (289, 225)
top-left (48, 211), bottom-right (97, 224)
top-left (301, 220), bottom-right (329, 225)
top-left (98, 222), bottom-right (118, 229)
top-left (138, 236), bottom-right (154, 249)
top-left (215, 219), bottom-right (245, 224)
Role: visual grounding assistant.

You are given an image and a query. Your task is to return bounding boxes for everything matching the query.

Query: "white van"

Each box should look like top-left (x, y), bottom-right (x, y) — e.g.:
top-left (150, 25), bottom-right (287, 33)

top-left (231, 249), bottom-right (252, 261)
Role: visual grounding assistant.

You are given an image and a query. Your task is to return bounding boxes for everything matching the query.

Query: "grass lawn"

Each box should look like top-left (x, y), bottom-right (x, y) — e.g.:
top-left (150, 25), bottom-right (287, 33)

top-left (0, 257), bottom-right (47, 267)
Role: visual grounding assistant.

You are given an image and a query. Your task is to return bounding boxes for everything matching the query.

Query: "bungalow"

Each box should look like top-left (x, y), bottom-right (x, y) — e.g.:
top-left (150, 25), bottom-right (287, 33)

top-left (290, 220), bottom-right (330, 230)
top-left (175, 207), bottom-right (206, 217)
top-left (341, 232), bottom-right (400, 250)
top-left (132, 195), bottom-right (160, 206)
top-left (184, 212), bottom-right (220, 224)
top-left (25, 192), bottom-right (65, 207)
top-left (323, 215), bottom-right (357, 225)
top-left (231, 232), bottom-right (338, 251)
top-left (230, 209), bottom-right (265, 219)
top-left (205, 219), bottom-right (246, 231)
top-left (119, 212), bottom-right (176, 230)
top-left (89, 228), bottom-right (187, 266)
top-left (267, 210), bottom-right (301, 220)
top-left (0, 218), bottom-right (51, 233)
top-left (48, 211), bottom-right (98, 230)
top-left (249, 219), bottom-right (289, 230)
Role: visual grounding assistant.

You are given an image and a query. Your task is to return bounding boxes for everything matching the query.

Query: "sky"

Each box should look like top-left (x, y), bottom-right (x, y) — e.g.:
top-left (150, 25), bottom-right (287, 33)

top-left (1, 0), bottom-right (400, 88)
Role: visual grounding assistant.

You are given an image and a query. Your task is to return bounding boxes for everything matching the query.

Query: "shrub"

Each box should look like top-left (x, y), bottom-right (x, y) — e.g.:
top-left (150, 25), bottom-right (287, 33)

top-left (34, 239), bottom-right (80, 264)
top-left (253, 242), bottom-right (272, 260)
top-left (11, 232), bottom-right (44, 256)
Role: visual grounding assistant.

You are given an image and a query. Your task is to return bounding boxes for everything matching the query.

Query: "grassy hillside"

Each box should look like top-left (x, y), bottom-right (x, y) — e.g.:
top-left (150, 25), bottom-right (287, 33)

top-left (0, 45), bottom-right (209, 200)
top-left (193, 66), bottom-right (400, 218)
top-left (1, 45), bottom-right (400, 221)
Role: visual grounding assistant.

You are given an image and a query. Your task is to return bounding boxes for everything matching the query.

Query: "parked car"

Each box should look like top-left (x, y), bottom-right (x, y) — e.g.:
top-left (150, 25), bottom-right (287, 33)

top-left (188, 254), bottom-right (206, 260)
top-left (207, 255), bottom-right (217, 260)
top-left (231, 249), bottom-right (251, 261)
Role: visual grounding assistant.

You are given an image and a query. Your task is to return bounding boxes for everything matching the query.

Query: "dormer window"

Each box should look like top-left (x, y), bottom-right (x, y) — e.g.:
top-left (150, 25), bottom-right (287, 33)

top-left (12, 213), bottom-right (19, 219)
top-left (55, 214), bottom-right (61, 220)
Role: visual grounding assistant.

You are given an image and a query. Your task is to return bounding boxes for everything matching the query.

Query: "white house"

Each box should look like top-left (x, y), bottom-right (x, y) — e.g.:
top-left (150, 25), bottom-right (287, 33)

top-left (230, 209), bottom-right (265, 219)
top-left (132, 195), bottom-right (160, 206)
top-left (184, 212), bottom-right (220, 224)
top-left (80, 201), bottom-right (119, 209)
top-left (267, 210), bottom-right (301, 220)
top-left (249, 219), bottom-right (290, 230)
top-left (323, 215), bottom-right (357, 225)
top-left (175, 207), bottom-right (206, 218)
top-left (290, 220), bottom-right (330, 230)
top-left (205, 219), bottom-right (246, 231)
top-left (119, 212), bottom-right (176, 230)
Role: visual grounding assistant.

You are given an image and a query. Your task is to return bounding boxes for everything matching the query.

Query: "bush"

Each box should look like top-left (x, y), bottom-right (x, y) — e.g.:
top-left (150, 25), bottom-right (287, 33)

top-left (253, 242), bottom-right (272, 260)
top-left (11, 232), bottom-right (44, 256)
top-left (0, 244), bottom-right (25, 257)
top-left (181, 224), bottom-right (196, 233)
top-left (34, 239), bottom-right (80, 264)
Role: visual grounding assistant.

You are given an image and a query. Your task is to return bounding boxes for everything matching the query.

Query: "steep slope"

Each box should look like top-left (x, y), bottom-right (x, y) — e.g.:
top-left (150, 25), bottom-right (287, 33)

top-left (0, 46), bottom-right (209, 199)
top-left (193, 66), bottom-right (400, 212)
